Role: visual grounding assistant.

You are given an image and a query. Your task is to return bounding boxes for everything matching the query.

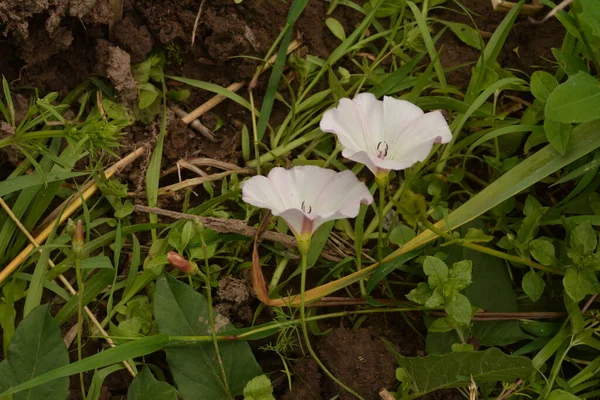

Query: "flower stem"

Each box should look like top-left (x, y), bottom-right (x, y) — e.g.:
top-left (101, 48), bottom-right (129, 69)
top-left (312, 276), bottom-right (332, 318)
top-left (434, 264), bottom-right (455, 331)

top-left (299, 250), bottom-right (366, 400)
top-left (73, 256), bottom-right (86, 399)
top-left (376, 175), bottom-right (388, 263)
top-left (201, 234), bottom-right (232, 399)
top-left (269, 257), bottom-right (289, 291)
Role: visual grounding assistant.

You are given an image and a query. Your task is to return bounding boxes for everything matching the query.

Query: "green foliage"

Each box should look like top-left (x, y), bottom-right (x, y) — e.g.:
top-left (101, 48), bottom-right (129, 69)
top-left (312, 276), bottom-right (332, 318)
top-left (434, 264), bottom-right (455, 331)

top-left (243, 375), bottom-right (275, 400)
top-left (154, 274), bottom-right (262, 399)
top-left (127, 367), bottom-right (178, 400)
top-left (407, 256), bottom-right (473, 326)
top-left (0, 305), bottom-right (69, 400)
top-left (388, 346), bottom-right (534, 397)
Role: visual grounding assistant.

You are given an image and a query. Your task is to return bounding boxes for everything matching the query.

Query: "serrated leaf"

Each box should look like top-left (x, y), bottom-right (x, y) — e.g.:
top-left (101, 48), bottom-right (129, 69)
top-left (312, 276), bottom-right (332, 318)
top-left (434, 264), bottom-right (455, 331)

top-left (243, 375), bottom-right (275, 400)
top-left (530, 71), bottom-right (558, 103)
top-left (423, 256), bottom-right (448, 286)
top-left (522, 271), bottom-right (545, 303)
top-left (387, 347), bottom-right (533, 396)
top-left (545, 72), bottom-right (600, 123)
top-left (7, 305), bottom-right (69, 400)
top-left (127, 367), bottom-right (178, 400)
top-left (154, 274), bottom-right (261, 399)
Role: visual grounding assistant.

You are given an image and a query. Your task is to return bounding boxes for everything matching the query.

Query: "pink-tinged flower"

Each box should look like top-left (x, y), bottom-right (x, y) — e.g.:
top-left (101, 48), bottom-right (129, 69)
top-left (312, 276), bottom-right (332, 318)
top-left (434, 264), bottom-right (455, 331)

top-left (320, 93), bottom-right (452, 177)
top-left (242, 166), bottom-right (373, 240)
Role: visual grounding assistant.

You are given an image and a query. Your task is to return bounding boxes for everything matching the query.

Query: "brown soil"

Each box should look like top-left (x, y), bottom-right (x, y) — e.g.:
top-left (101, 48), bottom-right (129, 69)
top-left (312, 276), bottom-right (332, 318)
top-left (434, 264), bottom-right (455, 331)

top-left (0, 0), bottom-right (565, 399)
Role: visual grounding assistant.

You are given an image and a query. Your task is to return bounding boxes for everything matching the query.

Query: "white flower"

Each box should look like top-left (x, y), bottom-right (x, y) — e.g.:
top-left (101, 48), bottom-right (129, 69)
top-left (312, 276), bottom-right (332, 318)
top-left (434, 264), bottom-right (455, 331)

top-left (242, 166), bottom-right (373, 238)
top-left (320, 93), bottom-right (452, 176)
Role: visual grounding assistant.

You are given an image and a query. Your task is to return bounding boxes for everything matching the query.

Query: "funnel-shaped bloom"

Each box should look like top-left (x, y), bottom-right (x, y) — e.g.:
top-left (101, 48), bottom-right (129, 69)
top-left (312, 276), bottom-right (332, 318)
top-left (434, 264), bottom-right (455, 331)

top-left (242, 166), bottom-right (373, 240)
top-left (320, 93), bottom-right (452, 176)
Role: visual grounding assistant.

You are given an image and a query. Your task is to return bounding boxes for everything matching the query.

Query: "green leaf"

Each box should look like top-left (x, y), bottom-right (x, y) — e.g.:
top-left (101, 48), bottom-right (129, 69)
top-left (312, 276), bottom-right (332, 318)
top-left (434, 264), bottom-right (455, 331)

top-left (389, 224), bottom-right (415, 246)
top-left (440, 21), bottom-right (482, 50)
top-left (406, 282), bottom-right (434, 305)
top-left (544, 119), bottom-right (571, 155)
top-left (127, 367), bottom-right (178, 400)
top-left (387, 346), bottom-right (534, 396)
top-left (325, 18), bottom-right (346, 41)
top-left (154, 274), bottom-right (262, 399)
top-left (552, 48), bottom-right (588, 76)
top-left (563, 267), bottom-right (598, 302)
top-left (579, 0), bottom-right (600, 38)
top-left (530, 71), bottom-right (558, 103)
top-left (243, 375), bottom-right (275, 400)
top-left (448, 260), bottom-right (472, 290)
top-left (6, 304), bottom-right (69, 400)
top-left (547, 389), bottom-right (581, 400)
top-left (522, 271), bottom-right (545, 303)
top-left (0, 335), bottom-right (169, 397)
top-left (86, 365), bottom-right (125, 400)
top-left (570, 220), bottom-right (597, 255)
top-left (445, 293), bottom-right (472, 325)
top-left (80, 255), bottom-right (114, 270)
top-left (0, 171), bottom-right (87, 197)
top-left (54, 269), bottom-right (116, 326)
top-left (545, 72), bottom-right (600, 123)
top-left (423, 256), bottom-right (448, 286)
top-left (529, 239), bottom-right (555, 266)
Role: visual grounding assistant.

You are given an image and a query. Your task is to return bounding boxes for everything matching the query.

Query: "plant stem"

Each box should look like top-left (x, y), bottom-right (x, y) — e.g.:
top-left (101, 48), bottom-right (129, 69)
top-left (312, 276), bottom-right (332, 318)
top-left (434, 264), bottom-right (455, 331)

top-left (201, 234), bottom-right (232, 399)
top-left (269, 257), bottom-right (289, 291)
top-left (73, 257), bottom-right (86, 398)
top-left (377, 179), bottom-right (387, 263)
top-left (299, 251), bottom-right (366, 400)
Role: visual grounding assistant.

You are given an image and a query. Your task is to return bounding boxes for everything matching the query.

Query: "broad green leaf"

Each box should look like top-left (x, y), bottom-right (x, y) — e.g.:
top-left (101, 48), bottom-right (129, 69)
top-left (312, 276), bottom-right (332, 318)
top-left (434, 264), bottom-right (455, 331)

top-left (544, 119), bottom-right (571, 155)
top-left (307, 221), bottom-right (335, 267)
top-left (529, 239), bottom-right (555, 266)
top-left (445, 293), bottom-right (471, 325)
top-left (389, 224), bottom-right (415, 246)
top-left (579, 0), bottom-right (600, 38)
top-left (545, 72), bottom-right (600, 123)
top-left (325, 18), bottom-right (346, 41)
top-left (127, 367), bottom-right (178, 400)
top-left (522, 271), bottom-right (545, 303)
top-left (448, 260), bottom-right (472, 290)
top-left (387, 346), bottom-right (534, 396)
top-left (552, 48), bottom-right (588, 76)
top-left (563, 268), bottom-right (598, 302)
top-left (570, 220), bottom-right (597, 255)
top-left (547, 390), bottom-right (581, 400)
top-left (0, 335), bottom-right (169, 397)
top-left (80, 255), bottom-right (114, 270)
top-left (441, 21), bottom-right (482, 50)
top-left (7, 304), bottom-right (69, 400)
top-left (530, 71), bottom-right (558, 103)
top-left (406, 282), bottom-right (434, 305)
top-left (154, 274), bottom-right (261, 399)
top-left (243, 375), bottom-right (275, 400)
top-left (423, 256), bottom-right (448, 286)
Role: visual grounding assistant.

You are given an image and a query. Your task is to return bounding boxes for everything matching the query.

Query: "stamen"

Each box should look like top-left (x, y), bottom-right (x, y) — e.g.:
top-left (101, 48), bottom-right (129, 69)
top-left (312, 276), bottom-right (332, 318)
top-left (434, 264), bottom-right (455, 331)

top-left (301, 201), bottom-right (312, 214)
top-left (377, 141), bottom-right (389, 159)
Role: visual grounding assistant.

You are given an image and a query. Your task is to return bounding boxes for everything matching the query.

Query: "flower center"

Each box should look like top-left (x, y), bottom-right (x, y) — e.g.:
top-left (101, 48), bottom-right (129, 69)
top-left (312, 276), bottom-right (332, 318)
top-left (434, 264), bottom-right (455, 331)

top-left (376, 141), bottom-right (389, 160)
top-left (301, 201), bottom-right (312, 214)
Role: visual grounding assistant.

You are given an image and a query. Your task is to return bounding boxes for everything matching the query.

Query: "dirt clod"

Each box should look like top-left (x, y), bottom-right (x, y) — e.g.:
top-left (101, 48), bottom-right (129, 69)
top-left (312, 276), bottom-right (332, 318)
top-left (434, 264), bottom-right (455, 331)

top-left (95, 40), bottom-right (138, 102)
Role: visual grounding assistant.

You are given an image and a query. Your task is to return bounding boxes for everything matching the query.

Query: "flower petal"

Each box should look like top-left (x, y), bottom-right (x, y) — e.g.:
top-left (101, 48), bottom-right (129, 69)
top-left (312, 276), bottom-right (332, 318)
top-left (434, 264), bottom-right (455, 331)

top-left (278, 209), bottom-right (308, 236)
top-left (387, 111), bottom-right (452, 167)
top-left (313, 170), bottom-right (374, 222)
top-left (241, 175), bottom-right (287, 214)
top-left (340, 148), bottom-right (381, 175)
top-left (320, 92), bottom-right (384, 155)
top-left (383, 96), bottom-right (425, 139)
